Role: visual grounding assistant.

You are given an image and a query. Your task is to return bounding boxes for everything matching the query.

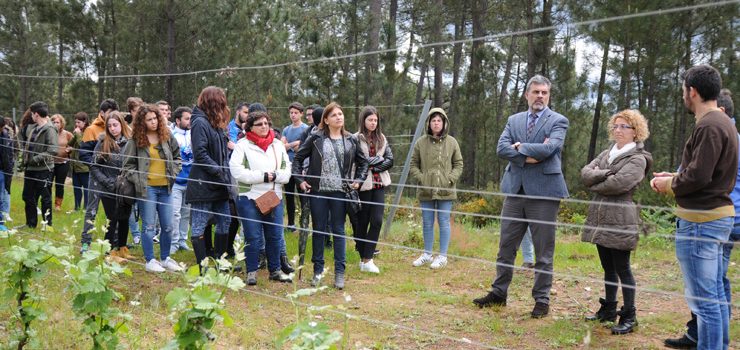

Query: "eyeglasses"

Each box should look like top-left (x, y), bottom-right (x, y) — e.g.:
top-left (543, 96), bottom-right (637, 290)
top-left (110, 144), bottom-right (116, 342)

top-left (611, 124), bottom-right (634, 130)
top-left (252, 122), bottom-right (269, 127)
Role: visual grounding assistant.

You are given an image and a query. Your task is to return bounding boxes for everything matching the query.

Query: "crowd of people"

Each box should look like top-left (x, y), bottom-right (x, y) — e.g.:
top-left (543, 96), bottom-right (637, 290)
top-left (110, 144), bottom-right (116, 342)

top-left (0, 64), bottom-right (736, 350)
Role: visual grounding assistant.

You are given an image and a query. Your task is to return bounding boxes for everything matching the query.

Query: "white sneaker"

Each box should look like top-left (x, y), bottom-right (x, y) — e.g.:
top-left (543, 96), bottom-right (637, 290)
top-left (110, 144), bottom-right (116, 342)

top-left (430, 255), bottom-right (447, 269)
top-left (412, 253), bottom-right (433, 267)
top-left (145, 259), bottom-right (165, 273)
top-left (161, 257), bottom-right (183, 272)
top-left (360, 260), bottom-right (380, 274)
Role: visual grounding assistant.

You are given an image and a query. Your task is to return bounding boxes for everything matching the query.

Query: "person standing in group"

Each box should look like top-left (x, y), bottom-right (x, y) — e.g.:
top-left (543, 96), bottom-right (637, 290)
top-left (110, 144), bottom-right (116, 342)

top-left (185, 87), bottom-right (236, 272)
top-left (20, 101), bottom-right (58, 228)
top-left (50, 114), bottom-right (74, 211)
top-left (665, 88), bottom-right (737, 350)
top-left (125, 97), bottom-right (144, 244)
top-left (353, 106), bottom-right (394, 274)
top-left (170, 106), bottom-right (193, 254)
top-left (653, 65), bottom-right (737, 350)
top-left (1, 117), bottom-right (18, 225)
top-left (473, 75), bottom-right (569, 319)
top-left (228, 102), bottom-right (249, 148)
top-left (282, 102), bottom-right (309, 232)
top-left (230, 110), bottom-right (293, 284)
top-left (580, 109), bottom-right (652, 335)
top-left (69, 112), bottom-right (90, 211)
top-left (90, 111), bottom-right (133, 262)
top-left (409, 107), bottom-right (464, 270)
top-left (0, 117), bottom-right (13, 231)
top-left (79, 99), bottom-right (118, 253)
top-left (122, 104), bottom-right (183, 273)
top-left (292, 102), bottom-right (369, 289)
top-left (156, 100), bottom-right (172, 128)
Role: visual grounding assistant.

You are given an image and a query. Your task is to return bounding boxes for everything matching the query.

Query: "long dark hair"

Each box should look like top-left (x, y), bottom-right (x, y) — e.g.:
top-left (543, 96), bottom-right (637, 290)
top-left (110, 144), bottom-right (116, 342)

top-left (358, 105), bottom-right (384, 144)
top-left (319, 102), bottom-right (349, 136)
top-left (74, 112), bottom-right (89, 132)
top-left (197, 86), bottom-right (230, 130)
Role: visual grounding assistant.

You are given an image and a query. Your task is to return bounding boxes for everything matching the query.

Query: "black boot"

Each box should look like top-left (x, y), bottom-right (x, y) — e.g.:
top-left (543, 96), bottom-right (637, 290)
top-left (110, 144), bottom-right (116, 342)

top-left (280, 254), bottom-right (295, 274)
top-left (191, 237), bottom-right (208, 275)
top-left (214, 234), bottom-right (228, 260)
top-left (611, 306), bottom-right (637, 335)
top-left (585, 298), bottom-right (618, 322)
top-left (204, 226), bottom-right (214, 258)
top-left (226, 218), bottom-right (238, 258)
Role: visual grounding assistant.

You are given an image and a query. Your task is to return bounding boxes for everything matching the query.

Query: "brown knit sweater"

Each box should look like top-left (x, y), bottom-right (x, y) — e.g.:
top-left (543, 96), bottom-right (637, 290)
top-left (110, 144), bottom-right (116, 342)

top-left (671, 110), bottom-right (738, 217)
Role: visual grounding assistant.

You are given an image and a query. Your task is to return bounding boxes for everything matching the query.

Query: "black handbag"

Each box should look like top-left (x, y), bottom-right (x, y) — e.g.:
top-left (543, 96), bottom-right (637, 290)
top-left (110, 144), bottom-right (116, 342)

top-left (115, 174), bottom-right (136, 206)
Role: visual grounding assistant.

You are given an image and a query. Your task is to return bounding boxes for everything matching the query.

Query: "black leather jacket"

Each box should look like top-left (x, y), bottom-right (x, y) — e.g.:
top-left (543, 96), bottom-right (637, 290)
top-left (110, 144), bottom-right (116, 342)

top-left (292, 130), bottom-right (369, 192)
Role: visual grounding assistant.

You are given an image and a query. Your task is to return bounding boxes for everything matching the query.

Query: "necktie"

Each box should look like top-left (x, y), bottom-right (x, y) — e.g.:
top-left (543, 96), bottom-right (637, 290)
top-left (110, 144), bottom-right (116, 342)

top-left (527, 114), bottom-right (539, 137)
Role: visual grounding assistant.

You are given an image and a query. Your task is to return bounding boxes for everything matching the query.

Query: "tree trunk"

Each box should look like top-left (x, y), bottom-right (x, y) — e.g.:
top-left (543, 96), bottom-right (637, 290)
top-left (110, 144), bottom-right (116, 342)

top-left (432, 0), bottom-right (444, 107)
top-left (618, 45), bottom-right (630, 109)
top-left (415, 53), bottom-right (428, 105)
top-left (461, 0), bottom-right (486, 187)
top-left (449, 6), bottom-right (465, 118)
top-left (588, 39), bottom-right (610, 163)
top-left (526, 0), bottom-right (535, 80)
top-left (539, 0), bottom-right (552, 75)
top-left (165, 0), bottom-right (176, 104)
top-left (382, 0), bottom-right (398, 113)
top-left (364, 0), bottom-right (381, 105)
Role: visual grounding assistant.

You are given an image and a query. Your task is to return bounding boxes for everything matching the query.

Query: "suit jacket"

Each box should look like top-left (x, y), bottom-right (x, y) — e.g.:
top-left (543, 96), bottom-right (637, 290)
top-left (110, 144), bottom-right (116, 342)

top-left (497, 107), bottom-right (569, 198)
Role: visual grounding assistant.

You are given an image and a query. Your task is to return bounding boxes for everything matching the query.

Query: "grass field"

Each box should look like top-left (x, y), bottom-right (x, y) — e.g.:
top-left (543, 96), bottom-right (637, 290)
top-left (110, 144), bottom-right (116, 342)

top-left (1, 177), bottom-right (738, 349)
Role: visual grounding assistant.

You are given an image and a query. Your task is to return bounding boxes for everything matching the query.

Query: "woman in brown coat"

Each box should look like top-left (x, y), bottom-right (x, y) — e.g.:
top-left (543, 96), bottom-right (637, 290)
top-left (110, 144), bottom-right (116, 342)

top-left (51, 114), bottom-right (74, 210)
top-left (580, 109), bottom-right (652, 335)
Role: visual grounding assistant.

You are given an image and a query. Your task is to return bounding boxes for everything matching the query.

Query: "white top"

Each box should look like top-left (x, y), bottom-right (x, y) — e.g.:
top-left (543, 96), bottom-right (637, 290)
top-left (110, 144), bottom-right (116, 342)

top-left (608, 142), bottom-right (636, 164)
top-left (229, 138), bottom-right (292, 200)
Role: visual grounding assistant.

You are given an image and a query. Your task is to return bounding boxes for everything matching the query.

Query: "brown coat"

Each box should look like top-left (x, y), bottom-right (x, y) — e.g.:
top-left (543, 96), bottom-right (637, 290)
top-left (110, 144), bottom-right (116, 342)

top-left (580, 143), bottom-right (652, 251)
top-left (54, 129), bottom-right (74, 163)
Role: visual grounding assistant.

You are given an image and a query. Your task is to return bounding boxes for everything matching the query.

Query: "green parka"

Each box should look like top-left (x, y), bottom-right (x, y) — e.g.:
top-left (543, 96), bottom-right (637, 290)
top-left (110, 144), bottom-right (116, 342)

top-left (409, 108), bottom-right (464, 201)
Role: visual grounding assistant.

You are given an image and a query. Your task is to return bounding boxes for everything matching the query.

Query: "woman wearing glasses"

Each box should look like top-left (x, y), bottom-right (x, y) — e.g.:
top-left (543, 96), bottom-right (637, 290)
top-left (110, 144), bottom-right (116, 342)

top-left (580, 109), bottom-right (652, 335)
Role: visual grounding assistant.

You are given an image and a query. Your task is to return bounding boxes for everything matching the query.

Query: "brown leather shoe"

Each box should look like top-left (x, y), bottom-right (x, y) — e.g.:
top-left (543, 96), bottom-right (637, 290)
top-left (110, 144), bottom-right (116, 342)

top-left (531, 302), bottom-right (549, 318)
top-left (118, 246), bottom-right (134, 260)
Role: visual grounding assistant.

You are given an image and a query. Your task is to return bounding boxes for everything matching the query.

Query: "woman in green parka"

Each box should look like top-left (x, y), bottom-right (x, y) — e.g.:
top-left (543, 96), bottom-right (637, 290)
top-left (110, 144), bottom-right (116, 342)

top-left (409, 107), bottom-right (463, 269)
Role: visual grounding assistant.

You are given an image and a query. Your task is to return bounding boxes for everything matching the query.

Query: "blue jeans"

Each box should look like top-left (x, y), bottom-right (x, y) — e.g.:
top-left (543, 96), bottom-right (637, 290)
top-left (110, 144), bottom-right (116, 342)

top-left (72, 171), bottom-right (89, 211)
top-left (170, 183), bottom-right (191, 250)
top-left (520, 227), bottom-right (534, 264)
top-left (310, 191), bottom-right (347, 275)
top-left (676, 217), bottom-right (732, 350)
top-left (236, 197), bottom-right (284, 272)
top-left (420, 200), bottom-right (453, 255)
top-left (189, 201), bottom-right (230, 238)
top-left (0, 174), bottom-right (5, 226)
top-left (721, 222), bottom-right (740, 316)
top-left (129, 202), bottom-right (140, 241)
top-left (140, 186), bottom-right (173, 262)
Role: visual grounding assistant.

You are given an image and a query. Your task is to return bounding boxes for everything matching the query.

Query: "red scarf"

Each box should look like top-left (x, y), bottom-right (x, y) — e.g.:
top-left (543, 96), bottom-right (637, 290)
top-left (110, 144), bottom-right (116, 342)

top-left (246, 129), bottom-right (275, 151)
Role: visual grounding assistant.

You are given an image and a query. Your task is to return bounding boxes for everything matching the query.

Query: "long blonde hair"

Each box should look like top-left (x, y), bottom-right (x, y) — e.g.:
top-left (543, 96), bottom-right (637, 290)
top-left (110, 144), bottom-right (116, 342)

top-left (99, 111), bottom-right (131, 160)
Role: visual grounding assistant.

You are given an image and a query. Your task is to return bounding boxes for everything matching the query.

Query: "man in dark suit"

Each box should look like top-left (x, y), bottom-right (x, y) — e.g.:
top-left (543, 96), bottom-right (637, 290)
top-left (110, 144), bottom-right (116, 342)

top-left (473, 75), bottom-right (569, 318)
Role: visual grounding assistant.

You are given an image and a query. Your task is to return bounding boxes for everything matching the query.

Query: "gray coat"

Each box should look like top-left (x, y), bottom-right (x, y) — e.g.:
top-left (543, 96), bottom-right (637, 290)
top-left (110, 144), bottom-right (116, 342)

top-left (580, 143), bottom-right (652, 251)
top-left (497, 108), bottom-right (569, 198)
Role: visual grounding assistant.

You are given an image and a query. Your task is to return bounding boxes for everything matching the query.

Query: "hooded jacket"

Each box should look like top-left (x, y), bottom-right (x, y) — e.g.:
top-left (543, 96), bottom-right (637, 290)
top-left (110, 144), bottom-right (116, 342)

top-left (292, 128), bottom-right (369, 193)
top-left (409, 108), bottom-right (464, 201)
top-left (21, 121), bottom-right (58, 172)
top-left (185, 106), bottom-right (233, 203)
top-left (90, 134), bottom-right (128, 198)
top-left (79, 114), bottom-right (106, 166)
top-left (580, 142), bottom-right (653, 251)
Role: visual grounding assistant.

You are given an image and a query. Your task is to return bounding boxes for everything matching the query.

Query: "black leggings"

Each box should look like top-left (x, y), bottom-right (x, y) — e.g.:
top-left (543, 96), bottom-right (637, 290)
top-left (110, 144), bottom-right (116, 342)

top-left (597, 244), bottom-right (636, 308)
top-left (353, 187), bottom-right (385, 260)
top-left (53, 162), bottom-right (70, 199)
top-left (100, 196), bottom-right (132, 248)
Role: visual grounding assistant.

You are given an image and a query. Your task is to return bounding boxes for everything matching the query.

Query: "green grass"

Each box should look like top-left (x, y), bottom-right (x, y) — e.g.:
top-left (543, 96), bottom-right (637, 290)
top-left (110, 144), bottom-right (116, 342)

top-left (1, 177), bottom-right (739, 349)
